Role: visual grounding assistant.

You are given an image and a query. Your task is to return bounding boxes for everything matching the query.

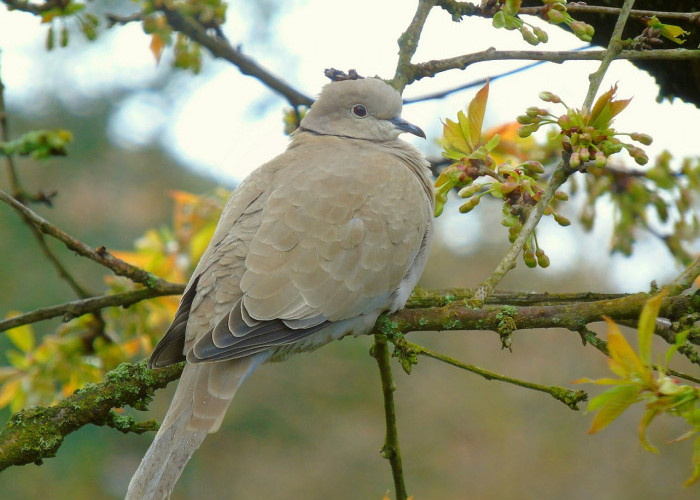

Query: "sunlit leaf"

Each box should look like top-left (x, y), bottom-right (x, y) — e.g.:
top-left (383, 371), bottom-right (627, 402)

top-left (604, 316), bottom-right (647, 380)
top-left (637, 292), bottom-right (666, 365)
top-left (443, 118), bottom-right (471, 154)
top-left (588, 383), bottom-right (641, 433)
top-left (4, 319), bottom-right (35, 353)
top-left (0, 379), bottom-right (21, 409)
top-left (190, 222), bottom-right (217, 262)
top-left (466, 80), bottom-right (490, 151)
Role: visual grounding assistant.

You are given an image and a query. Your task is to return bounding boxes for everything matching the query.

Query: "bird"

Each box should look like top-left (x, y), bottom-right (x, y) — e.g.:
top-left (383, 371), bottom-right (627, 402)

top-left (125, 76), bottom-right (435, 499)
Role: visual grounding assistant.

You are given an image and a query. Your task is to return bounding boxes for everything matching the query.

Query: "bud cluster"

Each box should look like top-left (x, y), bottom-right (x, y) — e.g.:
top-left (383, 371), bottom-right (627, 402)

top-left (517, 88), bottom-right (652, 171)
top-left (542, 1), bottom-right (595, 42)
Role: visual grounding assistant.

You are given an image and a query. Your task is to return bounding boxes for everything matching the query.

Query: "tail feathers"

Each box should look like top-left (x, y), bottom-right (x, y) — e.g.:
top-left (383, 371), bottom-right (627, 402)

top-left (125, 354), bottom-right (268, 500)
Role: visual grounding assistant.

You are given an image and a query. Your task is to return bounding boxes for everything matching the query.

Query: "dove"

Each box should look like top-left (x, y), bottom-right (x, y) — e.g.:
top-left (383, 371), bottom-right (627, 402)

top-left (125, 76), bottom-right (434, 499)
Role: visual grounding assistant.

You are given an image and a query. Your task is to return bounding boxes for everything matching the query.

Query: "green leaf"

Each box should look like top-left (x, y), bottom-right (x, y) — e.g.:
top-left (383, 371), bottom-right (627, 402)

top-left (588, 383), bottom-right (641, 433)
top-left (637, 291), bottom-right (666, 365)
top-left (684, 435), bottom-right (700, 486)
top-left (638, 409), bottom-right (660, 453)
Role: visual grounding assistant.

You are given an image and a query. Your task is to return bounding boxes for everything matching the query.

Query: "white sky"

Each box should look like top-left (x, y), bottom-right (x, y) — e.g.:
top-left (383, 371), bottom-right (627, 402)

top-left (0, 0), bottom-right (698, 291)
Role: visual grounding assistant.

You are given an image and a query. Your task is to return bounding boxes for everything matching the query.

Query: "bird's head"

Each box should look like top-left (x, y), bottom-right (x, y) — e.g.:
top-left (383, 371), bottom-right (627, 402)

top-left (299, 78), bottom-right (425, 142)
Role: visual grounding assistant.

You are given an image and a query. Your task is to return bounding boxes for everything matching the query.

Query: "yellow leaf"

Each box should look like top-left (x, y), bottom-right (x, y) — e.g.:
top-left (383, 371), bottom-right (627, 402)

top-left (604, 317), bottom-right (646, 379)
top-left (5, 318), bottom-right (35, 353)
top-left (442, 118), bottom-right (471, 154)
top-left (466, 80), bottom-right (489, 151)
top-left (0, 379), bottom-right (21, 409)
top-left (189, 222), bottom-right (217, 262)
top-left (637, 291), bottom-right (666, 365)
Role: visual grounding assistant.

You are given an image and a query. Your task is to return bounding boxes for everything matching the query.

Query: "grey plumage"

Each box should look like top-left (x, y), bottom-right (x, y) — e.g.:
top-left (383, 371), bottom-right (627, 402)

top-left (126, 77), bottom-right (434, 499)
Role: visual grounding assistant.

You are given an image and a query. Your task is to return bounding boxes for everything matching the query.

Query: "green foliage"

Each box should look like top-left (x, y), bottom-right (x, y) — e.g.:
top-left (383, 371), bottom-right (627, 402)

top-left (0, 190), bottom-right (227, 411)
top-left (577, 294), bottom-right (700, 486)
top-left (0, 129), bottom-right (73, 159)
top-left (434, 82), bottom-right (570, 269)
top-left (490, 0), bottom-right (593, 45)
top-left (646, 15), bottom-right (690, 45)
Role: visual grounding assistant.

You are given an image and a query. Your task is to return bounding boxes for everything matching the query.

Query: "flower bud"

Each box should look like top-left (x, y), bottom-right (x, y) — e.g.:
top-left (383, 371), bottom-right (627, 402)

top-left (553, 213), bottom-right (571, 226)
top-left (539, 91), bottom-right (560, 103)
top-left (521, 161), bottom-right (544, 174)
top-left (547, 9), bottom-right (565, 23)
top-left (630, 132), bottom-right (653, 145)
top-left (535, 249), bottom-right (550, 268)
top-left (594, 151), bottom-right (607, 168)
top-left (518, 124), bottom-right (538, 138)
top-left (457, 184), bottom-right (483, 198)
top-left (554, 190), bottom-right (569, 201)
top-left (578, 147), bottom-right (590, 162)
top-left (569, 152), bottom-right (580, 169)
top-left (533, 27), bottom-right (549, 43)
top-left (523, 249), bottom-right (537, 268)
top-left (517, 114), bottom-right (534, 124)
top-left (520, 26), bottom-right (540, 46)
top-left (557, 114), bottom-right (572, 129)
top-left (459, 196), bottom-right (481, 213)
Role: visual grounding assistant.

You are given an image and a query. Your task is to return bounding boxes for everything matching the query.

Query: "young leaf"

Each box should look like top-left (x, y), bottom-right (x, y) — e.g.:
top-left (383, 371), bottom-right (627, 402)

top-left (604, 316), bottom-right (647, 380)
top-left (637, 291), bottom-right (666, 365)
top-left (466, 80), bottom-right (490, 151)
top-left (588, 383), bottom-right (641, 434)
top-left (5, 319), bottom-right (35, 353)
top-left (638, 409), bottom-right (660, 453)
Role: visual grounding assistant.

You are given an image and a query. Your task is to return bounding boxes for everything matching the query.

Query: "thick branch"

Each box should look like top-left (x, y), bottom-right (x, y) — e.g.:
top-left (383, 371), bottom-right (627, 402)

top-left (0, 360), bottom-right (183, 471)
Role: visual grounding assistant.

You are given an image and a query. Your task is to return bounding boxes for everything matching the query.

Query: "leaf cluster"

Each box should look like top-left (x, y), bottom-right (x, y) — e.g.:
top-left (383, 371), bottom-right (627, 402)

top-left (578, 293), bottom-right (700, 486)
top-left (0, 189), bottom-right (226, 411)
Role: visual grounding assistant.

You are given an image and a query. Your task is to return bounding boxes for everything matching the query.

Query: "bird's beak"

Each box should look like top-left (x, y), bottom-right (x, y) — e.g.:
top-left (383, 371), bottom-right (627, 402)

top-left (390, 116), bottom-right (426, 139)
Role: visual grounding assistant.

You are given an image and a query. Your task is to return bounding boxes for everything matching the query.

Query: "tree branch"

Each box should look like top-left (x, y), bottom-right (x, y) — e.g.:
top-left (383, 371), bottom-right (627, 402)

top-left (372, 334), bottom-right (408, 500)
top-left (391, 0), bottom-right (436, 93)
top-left (0, 360), bottom-right (183, 471)
top-left (0, 284), bottom-right (184, 332)
top-left (408, 48), bottom-right (700, 84)
top-left (0, 187), bottom-right (171, 288)
top-left (158, 4), bottom-right (313, 108)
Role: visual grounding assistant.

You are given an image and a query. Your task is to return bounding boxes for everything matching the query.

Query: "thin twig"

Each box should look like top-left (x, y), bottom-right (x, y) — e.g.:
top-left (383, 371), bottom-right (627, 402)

top-left (400, 338), bottom-right (587, 410)
top-left (372, 334), bottom-right (409, 500)
top-left (0, 187), bottom-right (169, 288)
top-left (0, 284), bottom-right (184, 332)
top-left (664, 255), bottom-right (700, 297)
top-left (472, 161), bottom-right (574, 303)
top-left (409, 48), bottom-right (700, 84)
top-left (583, 0), bottom-right (637, 111)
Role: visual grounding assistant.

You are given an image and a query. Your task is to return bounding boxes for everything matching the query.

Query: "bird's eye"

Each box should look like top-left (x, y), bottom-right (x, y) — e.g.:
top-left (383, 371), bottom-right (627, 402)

top-left (352, 104), bottom-right (368, 118)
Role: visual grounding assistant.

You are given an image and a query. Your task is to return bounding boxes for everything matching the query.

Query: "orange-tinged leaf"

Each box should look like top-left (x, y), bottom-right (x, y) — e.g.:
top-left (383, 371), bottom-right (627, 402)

top-left (110, 250), bottom-right (153, 269)
top-left (169, 190), bottom-right (201, 205)
top-left (121, 337), bottom-right (143, 357)
top-left (604, 316), bottom-right (646, 378)
top-left (0, 379), bottom-right (21, 409)
top-left (150, 34), bottom-right (166, 64)
top-left (467, 80), bottom-right (489, 150)
top-left (588, 383), bottom-right (640, 433)
top-left (590, 85), bottom-right (615, 123)
top-left (638, 291), bottom-right (666, 365)
top-left (5, 320), bottom-right (35, 353)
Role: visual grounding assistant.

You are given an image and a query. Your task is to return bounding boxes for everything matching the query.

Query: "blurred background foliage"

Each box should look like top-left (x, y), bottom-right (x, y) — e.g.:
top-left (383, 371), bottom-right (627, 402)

top-left (1, 0), bottom-right (699, 499)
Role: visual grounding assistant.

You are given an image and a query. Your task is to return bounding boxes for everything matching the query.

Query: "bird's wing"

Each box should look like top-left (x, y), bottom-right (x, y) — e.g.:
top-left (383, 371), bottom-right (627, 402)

top-left (153, 135), bottom-right (432, 366)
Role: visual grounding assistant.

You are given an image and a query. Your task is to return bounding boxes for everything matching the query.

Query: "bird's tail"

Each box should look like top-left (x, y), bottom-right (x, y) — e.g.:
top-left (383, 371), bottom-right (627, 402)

top-left (125, 355), bottom-right (267, 500)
